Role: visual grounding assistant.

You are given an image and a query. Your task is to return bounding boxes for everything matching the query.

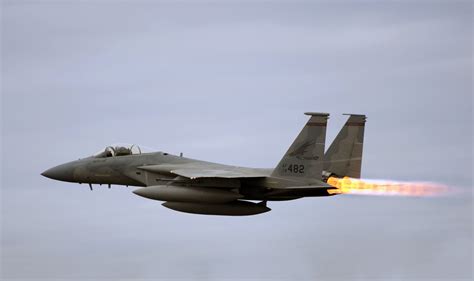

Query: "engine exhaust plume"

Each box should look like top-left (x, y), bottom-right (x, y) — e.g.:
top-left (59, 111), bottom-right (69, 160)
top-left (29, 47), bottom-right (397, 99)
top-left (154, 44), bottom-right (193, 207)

top-left (327, 176), bottom-right (450, 197)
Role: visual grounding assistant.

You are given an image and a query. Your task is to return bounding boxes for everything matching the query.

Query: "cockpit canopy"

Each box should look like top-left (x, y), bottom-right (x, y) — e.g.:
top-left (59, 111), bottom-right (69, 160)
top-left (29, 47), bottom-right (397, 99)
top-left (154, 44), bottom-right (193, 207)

top-left (94, 143), bottom-right (143, 158)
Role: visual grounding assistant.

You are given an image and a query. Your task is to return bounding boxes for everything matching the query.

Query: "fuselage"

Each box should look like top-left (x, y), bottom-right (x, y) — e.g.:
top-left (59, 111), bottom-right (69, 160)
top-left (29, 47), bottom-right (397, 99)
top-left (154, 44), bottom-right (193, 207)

top-left (41, 112), bottom-right (365, 215)
top-left (42, 151), bottom-right (332, 201)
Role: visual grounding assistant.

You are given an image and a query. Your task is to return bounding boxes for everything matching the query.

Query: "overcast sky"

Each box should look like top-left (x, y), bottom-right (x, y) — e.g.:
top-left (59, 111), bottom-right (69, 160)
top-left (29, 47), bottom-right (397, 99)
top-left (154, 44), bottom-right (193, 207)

top-left (1, 1), bottom-right (472, 280)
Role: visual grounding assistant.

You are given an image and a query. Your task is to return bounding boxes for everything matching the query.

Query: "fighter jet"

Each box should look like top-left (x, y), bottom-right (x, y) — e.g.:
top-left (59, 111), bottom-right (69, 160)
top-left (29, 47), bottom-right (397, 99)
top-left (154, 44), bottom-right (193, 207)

top-left (42, 113), bottom-right (366, 216)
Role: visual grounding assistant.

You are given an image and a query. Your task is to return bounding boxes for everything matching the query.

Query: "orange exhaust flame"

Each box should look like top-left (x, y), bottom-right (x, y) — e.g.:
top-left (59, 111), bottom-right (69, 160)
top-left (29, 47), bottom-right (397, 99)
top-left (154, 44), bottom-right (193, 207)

top-left (327, 176), bottom-right (450, 197)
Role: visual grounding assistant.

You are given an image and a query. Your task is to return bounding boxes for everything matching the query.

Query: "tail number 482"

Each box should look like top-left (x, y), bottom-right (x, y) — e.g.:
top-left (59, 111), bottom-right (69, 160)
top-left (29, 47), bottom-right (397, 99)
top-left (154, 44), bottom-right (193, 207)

top-left (286, 164), bottom-right (305, 174)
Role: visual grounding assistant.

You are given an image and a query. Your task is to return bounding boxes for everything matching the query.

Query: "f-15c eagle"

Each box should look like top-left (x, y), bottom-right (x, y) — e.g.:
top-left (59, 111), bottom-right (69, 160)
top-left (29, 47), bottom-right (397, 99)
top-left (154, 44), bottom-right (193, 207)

top-left (42, 113), bottom-right (366, 216)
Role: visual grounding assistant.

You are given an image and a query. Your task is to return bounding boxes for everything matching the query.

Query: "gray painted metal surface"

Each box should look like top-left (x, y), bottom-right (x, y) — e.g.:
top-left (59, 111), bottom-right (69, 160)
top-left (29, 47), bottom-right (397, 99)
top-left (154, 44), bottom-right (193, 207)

top-left (42, 113), bottom-right (366, 216)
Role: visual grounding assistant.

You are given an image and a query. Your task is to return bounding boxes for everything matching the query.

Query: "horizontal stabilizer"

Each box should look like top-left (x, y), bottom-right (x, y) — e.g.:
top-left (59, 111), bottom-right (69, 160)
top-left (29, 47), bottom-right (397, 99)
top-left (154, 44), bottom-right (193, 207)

top-left (271, 183), bottom-right (333, 190)
top-left (266, 183), bottom-right (337, 198)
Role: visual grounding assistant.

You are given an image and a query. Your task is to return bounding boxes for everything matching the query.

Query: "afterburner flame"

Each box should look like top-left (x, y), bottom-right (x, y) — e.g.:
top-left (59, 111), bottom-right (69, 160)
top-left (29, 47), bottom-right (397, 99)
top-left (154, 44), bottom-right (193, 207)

top-left (327, 176), bottom-right (449, 197)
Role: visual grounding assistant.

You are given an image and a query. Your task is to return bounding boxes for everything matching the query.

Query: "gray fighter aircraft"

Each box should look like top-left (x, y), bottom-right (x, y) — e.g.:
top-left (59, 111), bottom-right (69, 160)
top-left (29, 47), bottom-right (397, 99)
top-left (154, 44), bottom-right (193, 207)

top-left (42, 113), bottom-right (366, 216)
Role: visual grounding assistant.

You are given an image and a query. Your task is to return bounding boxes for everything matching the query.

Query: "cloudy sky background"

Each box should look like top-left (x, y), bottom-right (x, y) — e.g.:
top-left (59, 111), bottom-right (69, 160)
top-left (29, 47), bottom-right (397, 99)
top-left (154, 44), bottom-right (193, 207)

top-left (1, 1), bottom-right (472, 280)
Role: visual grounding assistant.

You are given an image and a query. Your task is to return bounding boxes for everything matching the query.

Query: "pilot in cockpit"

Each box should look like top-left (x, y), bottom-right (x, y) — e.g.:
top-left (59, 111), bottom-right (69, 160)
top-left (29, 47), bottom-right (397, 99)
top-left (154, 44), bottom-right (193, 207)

top-left (94, 144), bottom-right (141, 158)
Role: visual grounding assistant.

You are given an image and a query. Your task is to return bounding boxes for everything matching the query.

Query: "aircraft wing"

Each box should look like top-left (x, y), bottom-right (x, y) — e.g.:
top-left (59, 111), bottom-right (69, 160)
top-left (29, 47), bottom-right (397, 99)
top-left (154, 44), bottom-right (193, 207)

top-left (138, 163), bottom-right (270, 179)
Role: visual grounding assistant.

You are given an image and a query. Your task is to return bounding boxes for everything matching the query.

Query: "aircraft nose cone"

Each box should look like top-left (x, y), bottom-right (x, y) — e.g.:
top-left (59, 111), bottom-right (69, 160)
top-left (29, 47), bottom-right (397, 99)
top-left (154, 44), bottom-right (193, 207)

top-left (41, 163), bottom-right (75, 182)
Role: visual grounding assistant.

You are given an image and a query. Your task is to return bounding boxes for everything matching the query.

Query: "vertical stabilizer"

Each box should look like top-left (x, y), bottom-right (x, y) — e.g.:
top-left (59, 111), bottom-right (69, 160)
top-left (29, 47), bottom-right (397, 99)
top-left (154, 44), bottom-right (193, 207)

top-left (323, 114), bottom-right (366, 179)
top-left (272, 112), bottom-right (329, 180)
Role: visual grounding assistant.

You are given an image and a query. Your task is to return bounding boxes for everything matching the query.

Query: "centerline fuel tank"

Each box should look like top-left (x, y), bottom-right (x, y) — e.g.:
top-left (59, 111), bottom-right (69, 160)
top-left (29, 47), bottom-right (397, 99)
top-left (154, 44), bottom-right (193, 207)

top-left (162, 201), bottom-right (271, 216)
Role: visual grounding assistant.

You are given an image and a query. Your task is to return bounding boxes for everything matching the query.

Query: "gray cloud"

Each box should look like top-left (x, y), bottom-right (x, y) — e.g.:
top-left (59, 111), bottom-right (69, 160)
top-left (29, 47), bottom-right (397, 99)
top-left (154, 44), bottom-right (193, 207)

top-left (1, 1), bottom-right (472, 280)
